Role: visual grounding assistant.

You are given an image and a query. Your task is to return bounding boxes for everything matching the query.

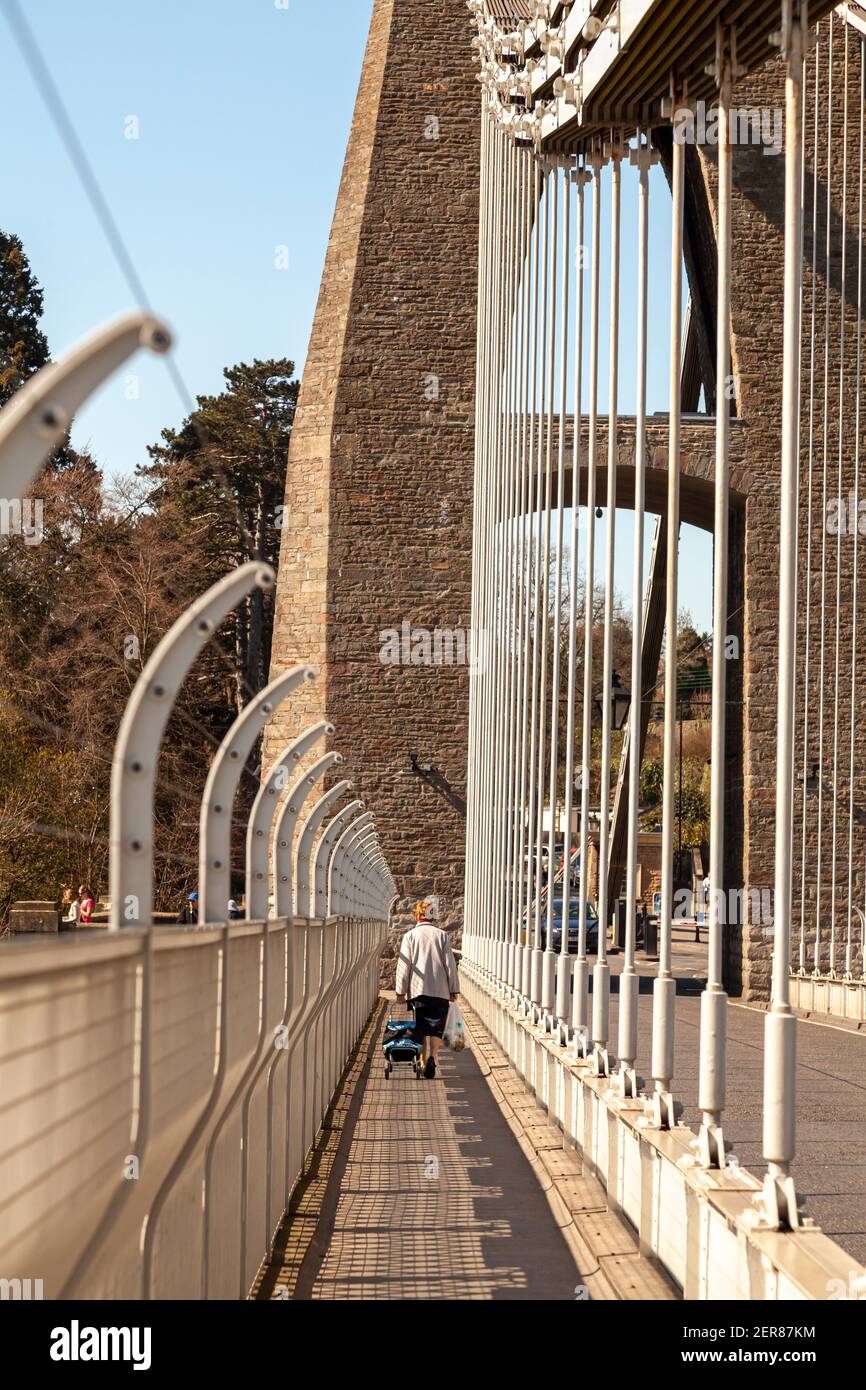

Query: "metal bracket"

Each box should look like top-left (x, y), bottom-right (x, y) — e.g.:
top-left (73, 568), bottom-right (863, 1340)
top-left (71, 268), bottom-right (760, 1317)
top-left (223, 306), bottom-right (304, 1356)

top-left (110, 563), bottom-right (274, 929)
top-left (770, 0), bottom-right (807, 62)
top-left (646, 1088), bottom-right (679, 1130)
top-left (629, 142), bottom-right (661, 174)
top-left (592, 1047), bottom-right (611, 1077)
top-left (615, 1065), bottom-right (639, 1099)
top-left (696, 1121), bottom-right (727, 1170)
top-left (758, 1172), bottom-right (801, 1231)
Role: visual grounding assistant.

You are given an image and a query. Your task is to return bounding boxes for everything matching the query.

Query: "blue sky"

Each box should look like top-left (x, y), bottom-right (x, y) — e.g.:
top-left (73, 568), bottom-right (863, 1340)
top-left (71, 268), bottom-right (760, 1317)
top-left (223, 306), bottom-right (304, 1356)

top-left (3, 0), bottom-right (711, 628)
top-left (4, 0), bottom-right (375, 472)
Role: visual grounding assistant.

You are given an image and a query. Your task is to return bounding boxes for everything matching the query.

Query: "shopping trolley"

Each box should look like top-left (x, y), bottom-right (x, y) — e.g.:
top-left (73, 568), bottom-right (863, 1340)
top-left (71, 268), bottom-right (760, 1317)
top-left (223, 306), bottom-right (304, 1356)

top-left (382, 999), bottom-right (424, 1080)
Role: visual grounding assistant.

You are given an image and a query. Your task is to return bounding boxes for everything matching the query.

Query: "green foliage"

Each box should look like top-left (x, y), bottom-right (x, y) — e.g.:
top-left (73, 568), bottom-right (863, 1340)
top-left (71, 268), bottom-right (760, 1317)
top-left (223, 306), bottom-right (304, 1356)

top-left (639, 753), bottom-right (709, 849)
top-left (676, 615), bottom-right (712, 715)
top-left (0, 234), bottom-right (296, 922)
top-left (0, 231), bottom-right (49, 404)
top-left (0, 702), bottom-right (84, 924)
top-left (140, 359), bottom-right (298, 697)
top-left (641, 757), bottom-right (664, 810)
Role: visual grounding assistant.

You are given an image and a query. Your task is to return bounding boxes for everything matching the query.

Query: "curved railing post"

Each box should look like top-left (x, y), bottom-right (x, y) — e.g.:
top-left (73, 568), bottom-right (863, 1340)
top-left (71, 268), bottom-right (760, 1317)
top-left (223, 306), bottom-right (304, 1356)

top-left (364, 854), bottom-right (388, 919)
top-left (271, 743), bottom-right (339, 918)
top-left (314, 799), bottom-right (364, 918)
top-left (347, 838), bottom-right (375, 918)
top-left (373, 861), bottom-right (393, 921)
top-left (328, 811), bottom-right (374, 914)
top-left (199, 664), bottom-right (315, 924)
top-left (296, 781), bottom-right (352, 919)
top-left (307, 802), bottom-right (363, 1115)
top-left (110, 563), bottom-right (275, 930)
top-left (145, 921), bottom-right (236, 1300)
top-left (349, 828), bottom-right (380, 893)
top-left (366, 857), bottom-right (387, 919)
top-left (338, 825), bottom-right (379, 917)
top-left (353, 845), bottom-right (373, 917)
top-left (0, 312), bottom-right (171, 502)
top-left (246, 734), bottom-right (337, 920)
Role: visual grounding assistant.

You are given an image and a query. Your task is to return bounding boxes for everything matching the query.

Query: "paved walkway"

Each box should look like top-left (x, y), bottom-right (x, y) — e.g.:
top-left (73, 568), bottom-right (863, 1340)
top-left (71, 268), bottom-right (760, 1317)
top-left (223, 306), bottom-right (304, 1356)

top-left (604, 926), bottom-right (866, 1264)
top-left (258, 999), bottom-right (582, 1299)
top-left (256, 997), bottom-right (678, 1301)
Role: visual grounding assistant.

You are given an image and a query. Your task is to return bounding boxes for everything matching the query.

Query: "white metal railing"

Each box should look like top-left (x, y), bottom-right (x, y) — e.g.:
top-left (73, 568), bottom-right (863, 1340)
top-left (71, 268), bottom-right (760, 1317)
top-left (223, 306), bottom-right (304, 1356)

top-left (0, 318), bottom-right (395, 1298)
top-left (791, 9), bottom-right (866, 1016)
top-left (0, 916), bottom-right (387, 1299)
top-left (464, 0), bottom-right (865, 1267)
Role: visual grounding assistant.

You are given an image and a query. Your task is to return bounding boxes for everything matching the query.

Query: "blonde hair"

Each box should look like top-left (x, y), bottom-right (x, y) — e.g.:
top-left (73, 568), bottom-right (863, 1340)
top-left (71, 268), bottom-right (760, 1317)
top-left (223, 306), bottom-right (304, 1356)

top-left (415, 900), bottom-right (430, 922)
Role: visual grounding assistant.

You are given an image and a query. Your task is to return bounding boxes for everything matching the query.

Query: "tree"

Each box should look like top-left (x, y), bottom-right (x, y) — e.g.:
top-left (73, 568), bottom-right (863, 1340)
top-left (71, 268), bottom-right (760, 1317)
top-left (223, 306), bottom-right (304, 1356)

top-left (0, 231), bottom-right (49, 405)
top-left (675, 612), bottom-right (711, 717)
top-left (0, 232), bottom-right (296, 918)
top-left (140, 359), bottom-right (299, 709)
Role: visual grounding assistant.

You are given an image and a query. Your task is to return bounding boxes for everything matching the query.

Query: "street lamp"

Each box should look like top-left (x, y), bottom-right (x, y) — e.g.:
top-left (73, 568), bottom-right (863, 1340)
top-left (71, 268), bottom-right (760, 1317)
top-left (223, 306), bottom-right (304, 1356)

top-left (594, 671), bottom-right (631, 732)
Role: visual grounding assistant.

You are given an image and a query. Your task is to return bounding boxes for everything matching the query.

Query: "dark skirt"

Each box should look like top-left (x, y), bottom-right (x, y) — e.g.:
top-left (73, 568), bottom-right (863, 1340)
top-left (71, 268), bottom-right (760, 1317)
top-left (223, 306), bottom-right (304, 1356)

top-left (410, 994), bottom-right (451, 1039)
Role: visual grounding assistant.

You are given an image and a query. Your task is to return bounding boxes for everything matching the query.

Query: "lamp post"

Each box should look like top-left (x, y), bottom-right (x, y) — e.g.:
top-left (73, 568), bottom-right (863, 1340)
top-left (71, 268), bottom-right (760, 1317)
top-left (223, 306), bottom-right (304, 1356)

top-left (593, 671), bottom-right (631, 732)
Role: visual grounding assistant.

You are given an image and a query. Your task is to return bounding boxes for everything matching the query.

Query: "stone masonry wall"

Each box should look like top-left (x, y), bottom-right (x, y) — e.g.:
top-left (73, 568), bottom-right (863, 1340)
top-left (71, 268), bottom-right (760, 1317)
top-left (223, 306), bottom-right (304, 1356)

top-left (264, 0), bottom-right (480, 980)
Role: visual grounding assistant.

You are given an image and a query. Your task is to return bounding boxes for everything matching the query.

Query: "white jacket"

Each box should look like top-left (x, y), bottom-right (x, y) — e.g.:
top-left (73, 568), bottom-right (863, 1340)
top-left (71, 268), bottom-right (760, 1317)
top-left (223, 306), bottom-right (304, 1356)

top-left (395, 921), bottom-right (459, 1001)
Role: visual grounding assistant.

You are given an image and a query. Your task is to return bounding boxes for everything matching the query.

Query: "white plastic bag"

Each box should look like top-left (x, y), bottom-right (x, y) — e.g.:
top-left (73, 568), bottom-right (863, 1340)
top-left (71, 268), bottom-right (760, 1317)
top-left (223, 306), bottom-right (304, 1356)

top-left (444, 1002), bottom-right (465, 1052)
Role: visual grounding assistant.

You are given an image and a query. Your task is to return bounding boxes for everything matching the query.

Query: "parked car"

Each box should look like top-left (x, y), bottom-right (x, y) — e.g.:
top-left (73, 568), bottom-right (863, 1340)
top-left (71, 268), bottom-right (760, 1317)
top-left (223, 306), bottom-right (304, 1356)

top-left (521, 896), bottom-right (599, 954)
top-left (542, 895), bottom-right (599, 954)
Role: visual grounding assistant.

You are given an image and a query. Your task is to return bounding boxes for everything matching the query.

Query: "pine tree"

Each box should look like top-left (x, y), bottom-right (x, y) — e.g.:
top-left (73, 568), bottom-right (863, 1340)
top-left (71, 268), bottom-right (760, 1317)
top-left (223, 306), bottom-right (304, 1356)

top-left (140, 358), bottom-right (299, 709)
top-left (0, 231), bottom-right (50, 405)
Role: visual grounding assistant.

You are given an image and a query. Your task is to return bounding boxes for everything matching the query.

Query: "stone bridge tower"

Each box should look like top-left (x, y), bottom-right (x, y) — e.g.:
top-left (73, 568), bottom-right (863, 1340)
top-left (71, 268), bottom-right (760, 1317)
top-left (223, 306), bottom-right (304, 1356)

top-left (263, 0), bottom-right (480, 948)
top-left (266, 2), bottom-right (864, 1001)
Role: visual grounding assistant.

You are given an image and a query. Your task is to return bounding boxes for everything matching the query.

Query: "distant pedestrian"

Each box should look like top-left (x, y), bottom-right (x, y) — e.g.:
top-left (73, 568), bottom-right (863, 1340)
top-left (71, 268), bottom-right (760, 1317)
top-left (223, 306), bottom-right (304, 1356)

top-left (395, 899), bottom-right (459, 1081)
top-left (228, 899), bottom-right (242, 921)
top-left (78, 885), bottom-right (95, 926)
top-left (61, 888), bottom-right (80, 929)
top-left (177, 890), bottom-right (198, 926)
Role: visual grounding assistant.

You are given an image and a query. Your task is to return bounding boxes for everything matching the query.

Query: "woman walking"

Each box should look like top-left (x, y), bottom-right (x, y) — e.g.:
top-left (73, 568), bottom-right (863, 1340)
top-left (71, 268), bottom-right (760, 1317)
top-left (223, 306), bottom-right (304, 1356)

top-left (395, 900), bottom-right (459, 1080)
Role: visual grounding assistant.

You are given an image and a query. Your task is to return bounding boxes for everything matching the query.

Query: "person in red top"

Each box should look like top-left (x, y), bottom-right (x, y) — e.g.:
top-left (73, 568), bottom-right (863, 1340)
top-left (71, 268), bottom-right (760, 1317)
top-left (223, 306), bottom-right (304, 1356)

top-left (78, 884), bottom-right (95, 926)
